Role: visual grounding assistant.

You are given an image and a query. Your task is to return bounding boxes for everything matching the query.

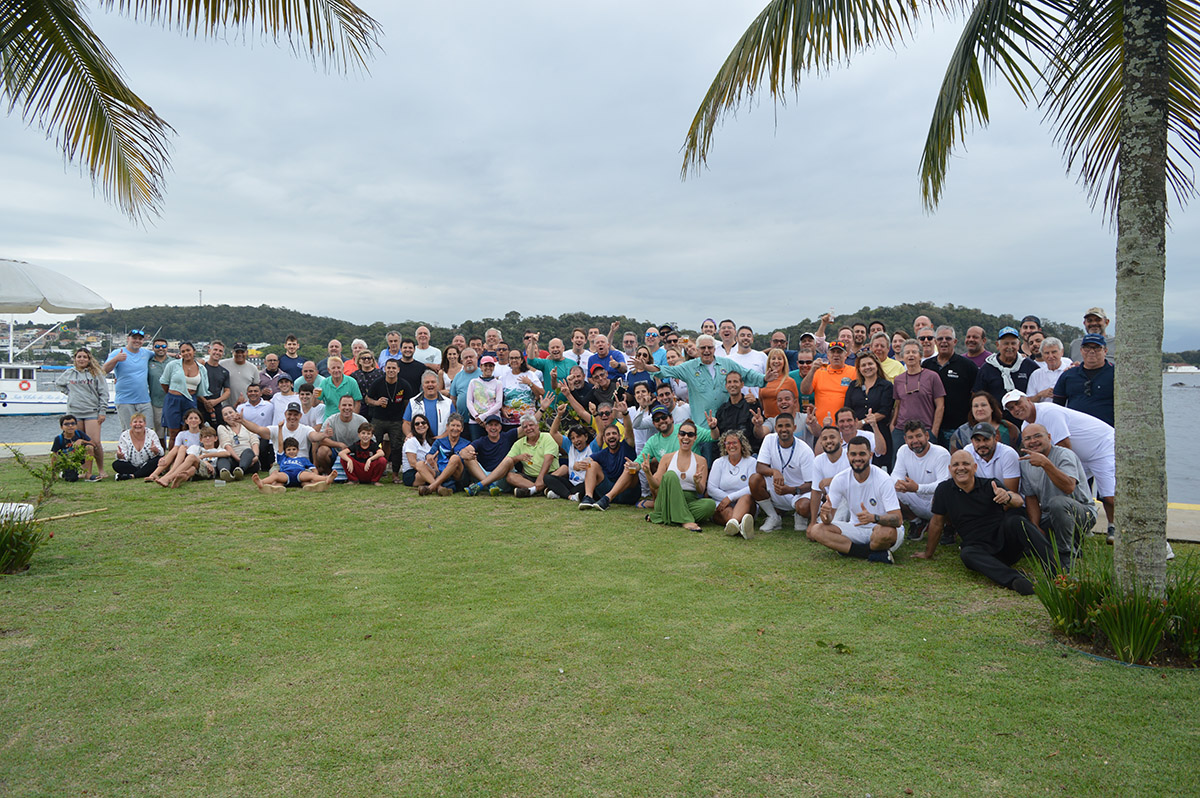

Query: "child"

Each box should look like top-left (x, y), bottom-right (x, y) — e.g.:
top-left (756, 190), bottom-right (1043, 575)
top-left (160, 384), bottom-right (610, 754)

top-left (155, 425), bottom-right (223, 488)
top-left (252, 437), bottom-right (335, 493)
top-left (50, 414), bottom-right (97, 482)
top-left (339, 422), bottom-right (385, 485)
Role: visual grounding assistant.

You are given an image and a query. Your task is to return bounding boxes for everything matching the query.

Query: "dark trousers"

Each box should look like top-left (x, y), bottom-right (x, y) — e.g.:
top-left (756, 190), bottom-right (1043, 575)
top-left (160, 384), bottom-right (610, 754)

top-left (959, 514), bottom-right (1055, 590)
top-left (543, 472), bottom-right (585, 499)
top-left (113, 456), bottom-right (161, 479)
top-left (217, 449), bottom-right (257, 474)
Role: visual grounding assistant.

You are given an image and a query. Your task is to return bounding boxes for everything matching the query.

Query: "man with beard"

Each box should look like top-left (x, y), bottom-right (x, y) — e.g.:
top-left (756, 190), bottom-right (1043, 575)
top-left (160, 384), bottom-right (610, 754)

top-left (578, 419), bottom-right (641, 510)
top-left (749, 414), bottom-right (813, 532)
top-left (807, 437), bottom-right (903, 564)
top-left (968, 422), bottom-right (1021, 493)
top-left (706, 370), bottom-right (763, 451)
top-left (809, 425), bottom-right (851, 521)
top-left (198, 341), bottom-right (231, 428)
top-left (395, 338), bottom-right (432, 397)
top-left (891, 420), bottom-right (951, 538)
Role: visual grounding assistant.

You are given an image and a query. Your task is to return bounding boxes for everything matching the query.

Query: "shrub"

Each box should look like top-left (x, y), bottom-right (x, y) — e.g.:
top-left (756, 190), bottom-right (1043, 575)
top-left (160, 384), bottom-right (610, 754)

top-left (1093, 586), bottom-right (1172, 665)
top-left (1166, 557), bottom-right (1200, 664)
top-left (0, 516), bottom-right (48, 575)
top-left (1033, 545), bottom-right (1113, 639)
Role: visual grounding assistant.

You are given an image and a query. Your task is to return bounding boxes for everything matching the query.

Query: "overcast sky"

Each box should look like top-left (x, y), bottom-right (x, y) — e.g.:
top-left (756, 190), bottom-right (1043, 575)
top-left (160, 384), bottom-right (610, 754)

top-left (2, 2), bottom-right (1196, 347)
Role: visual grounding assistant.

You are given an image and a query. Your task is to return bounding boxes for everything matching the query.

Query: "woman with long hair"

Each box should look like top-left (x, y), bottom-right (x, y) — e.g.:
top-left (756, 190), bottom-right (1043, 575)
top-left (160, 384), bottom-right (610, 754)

top-left (949, 391), bottom-right (1022, 452)
top-left (759, 348), bottom-right (799, 418)
top-left (844, 352), bottom-right (895, 469)
top-left (440, 345), bottom-right (463, 394)
top-left (55, 347), bottom-right (110, 480)
top-left (646, 420), bottom-right (716, 532)
top-left (500, 350), bottom-right (543, 428)
top-left (159, 341), bottom-right (208, 446)
top-left (401, 413), bottom-right (434, 487)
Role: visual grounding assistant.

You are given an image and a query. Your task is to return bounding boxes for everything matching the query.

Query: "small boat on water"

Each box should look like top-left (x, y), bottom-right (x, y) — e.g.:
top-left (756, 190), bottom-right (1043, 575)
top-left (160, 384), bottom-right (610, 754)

top-left (0, 363), bottom-right (116, 416)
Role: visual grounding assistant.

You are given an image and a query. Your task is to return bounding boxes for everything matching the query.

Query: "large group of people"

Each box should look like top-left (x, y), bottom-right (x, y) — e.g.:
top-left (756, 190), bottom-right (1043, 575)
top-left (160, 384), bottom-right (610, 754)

top-left (51, 306), bottom-right (1163, 594)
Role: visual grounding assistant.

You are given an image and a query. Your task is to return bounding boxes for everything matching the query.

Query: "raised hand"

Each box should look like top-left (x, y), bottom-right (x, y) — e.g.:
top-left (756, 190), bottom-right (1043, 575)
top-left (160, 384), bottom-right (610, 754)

top-left (705, 410), bottom-right (718, 429)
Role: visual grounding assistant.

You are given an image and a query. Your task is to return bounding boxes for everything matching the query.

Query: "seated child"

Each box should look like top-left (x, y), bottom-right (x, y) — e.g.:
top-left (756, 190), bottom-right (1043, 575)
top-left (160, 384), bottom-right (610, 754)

top-left (339, 422), bottom-right (385, 485)
top-left (252, 437), bottom-right (336, 493)
top-left (51, 414), bottom-right (97, 482)
top-left (156, 425), bottom-right (223, 488)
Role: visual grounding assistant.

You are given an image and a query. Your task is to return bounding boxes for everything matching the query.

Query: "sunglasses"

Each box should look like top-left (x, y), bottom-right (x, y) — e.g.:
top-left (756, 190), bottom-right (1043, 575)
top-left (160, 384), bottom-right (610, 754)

top-left (918, 336), bottom-right (934, 341)
top-left (153, 344), bottom-right (166, 349)
top-left (677, 430), bottom-right (696, 438)
top-left (645, 332), bottom-right (659, 337)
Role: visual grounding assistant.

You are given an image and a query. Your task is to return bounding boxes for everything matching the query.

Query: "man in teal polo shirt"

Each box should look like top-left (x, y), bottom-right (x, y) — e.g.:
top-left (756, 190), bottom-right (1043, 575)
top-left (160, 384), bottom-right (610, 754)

top-left (526, 336), bottom-right (574, 409)
top-left (633, 334), bottom-right (766, 427)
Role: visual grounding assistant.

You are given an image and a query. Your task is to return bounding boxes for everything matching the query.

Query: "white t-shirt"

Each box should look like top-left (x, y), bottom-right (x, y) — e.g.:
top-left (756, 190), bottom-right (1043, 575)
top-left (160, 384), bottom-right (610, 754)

top-left (728, 349), bottom-right (768, 397)
top-left (270, 392), bottom-right (301, 418)
top-left (270, 422), bottom-right (316, 461)
top-left (414, 346), bottom-right (442, 366)
top-left (402, 436), bottom-right (432, 473)
top-left (300, 405), bottom-right (325, 429)
top-left (970, 441), bottom-right (1021, 482)
top-left (1024, 402), bottom-right (1114, 466)
top-left (564, 349), bottom-right (594, 365)
top-left (1027, 359), bottom-right (1073, 399)
top-left (892, 443), bottom-right (951, 494)
top-left (827, 465), bottom-right (901, 532)
top-left (707, 455), bottom-right (757, 503)
top-left (838, 428), bottom-right (876, 455)
top-left (758, 433), bottom-right (813, 487)
top-left (812, 449), bottom-right (851, 491)
top-left (563, 440), bottom-right (599, 485)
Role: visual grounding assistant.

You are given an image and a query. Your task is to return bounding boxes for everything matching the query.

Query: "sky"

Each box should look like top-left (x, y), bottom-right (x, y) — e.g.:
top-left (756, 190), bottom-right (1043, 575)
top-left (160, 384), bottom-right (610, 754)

top-left (1, 1), bottom-right (1197, 348)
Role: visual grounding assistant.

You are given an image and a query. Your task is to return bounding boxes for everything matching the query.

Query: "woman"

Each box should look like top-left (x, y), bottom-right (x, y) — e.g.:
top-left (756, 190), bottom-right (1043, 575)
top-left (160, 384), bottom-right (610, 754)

top-left (159, 342), bottom-right (208, 445)
top-left (663, 347), bottom-right (689, 402)
top-left (646, 420), bottom-right (715, 532)
top-left (440, 345), bottom-right (463, 394)
top-left (343, 338), bottom-right (368, 375)
top-left (216, 405), bottom-right (260, 479)
top-left (55, 347), bottom-right (109, 481)
top-left (112, 412), bottom-right (164, 481)
top-left (708, 430), bottom-right (757, 538)
top-left (844, 352), bottom-right (895, 469)
top-left (401, 413), bottom-right (434, 486)
top-left (759, 348), bottom-right (799, 418)
top-left (351, 351), bottom-right (381, 419)
top-left (500, 350), bottom-right (544, 427)
top-left (145, 408), bottom-right (204, 482)
top-left (949, 391), bottom-right (1022, 452)
top-left (627, 346), bottom-right (658, 396)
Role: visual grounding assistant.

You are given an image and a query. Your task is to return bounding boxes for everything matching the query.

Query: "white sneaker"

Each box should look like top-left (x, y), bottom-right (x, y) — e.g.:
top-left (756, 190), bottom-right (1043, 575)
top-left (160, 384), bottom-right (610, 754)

top-left (1167, 542), bottom-right (1176, 561)
top-left (724, 518), bottom-right (740, 536)
top-left (545, 490), bottom-right (561, 500)
top-left (739, 513), bottom-right (755, 540)
top-left (794, 514), bottom-right (808, 532)
top-left (568, 493), bottom-right (580, 502)
top-left (761, 515), bottom-right (782, 532)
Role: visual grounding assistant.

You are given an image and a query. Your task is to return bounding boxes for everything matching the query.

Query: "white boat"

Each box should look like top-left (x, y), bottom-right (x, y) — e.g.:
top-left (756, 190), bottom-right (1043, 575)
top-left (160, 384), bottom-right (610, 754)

top-left (0, 363), bottom-right (116, 416)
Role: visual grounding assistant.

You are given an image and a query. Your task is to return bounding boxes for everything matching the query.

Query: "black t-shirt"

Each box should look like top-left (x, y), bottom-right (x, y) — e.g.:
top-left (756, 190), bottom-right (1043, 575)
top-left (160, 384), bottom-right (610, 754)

top-left (395, 360), bottom-right (430, 397)
top-left (348, 440), bottom-right (379, 463)
top-left (367, 377), bottom-right (414, 422)
top-left (469, 429), bottom-right (521, 471)
top-left (922, 353), bottom-right (979, 431)
top-left (203, 362), bottom-right (231, 405)
top-left (932, 476), bottom-right (1008, 546)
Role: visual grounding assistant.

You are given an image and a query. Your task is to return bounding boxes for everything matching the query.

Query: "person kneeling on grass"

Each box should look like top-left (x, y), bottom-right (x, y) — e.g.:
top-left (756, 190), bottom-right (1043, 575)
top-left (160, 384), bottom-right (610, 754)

top-left (417, 413), bottom-right (471, 496)
top-left (645, 420), bottom-right (716, 532)
top-left (156, 425), bottom-right (223, 488)
top-left (339, 422), bottom-right (386, 485)
top-left (806, 437), bottom-right (904, 564)
top-left (252, 437), bottom-right (335, 492)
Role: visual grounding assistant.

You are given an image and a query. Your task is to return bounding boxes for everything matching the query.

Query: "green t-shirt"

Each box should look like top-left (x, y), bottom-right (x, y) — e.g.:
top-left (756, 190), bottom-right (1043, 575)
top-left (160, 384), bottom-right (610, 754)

top-left (507, 433), bottom-right (561, 477)
top-left (637, 425), bottom-right (713, 465)
top-left (318, 374), bottom-right (363, 417)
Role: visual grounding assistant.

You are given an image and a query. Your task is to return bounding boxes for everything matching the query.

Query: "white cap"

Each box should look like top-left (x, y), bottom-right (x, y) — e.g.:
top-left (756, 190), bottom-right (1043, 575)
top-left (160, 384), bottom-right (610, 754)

top-left (1001, 389), bottom-right (1026, 407)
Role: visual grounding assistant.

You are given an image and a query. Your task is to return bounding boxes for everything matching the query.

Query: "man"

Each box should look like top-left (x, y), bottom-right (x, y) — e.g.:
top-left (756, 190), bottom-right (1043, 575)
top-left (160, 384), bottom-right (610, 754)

top-left (296, 383), bottom-right (325, 428)
top-left (146, 336), bottom-right (173, 444)
top-left (316, 357), bottom-right (362, 417)
top-left (868, 320), bottom-right (887, 339)
top-left (315, 395), bottom-right (369, 475)
top-left (403, 370), bottom-right (454, 438)
top-left (468, 335), bottom-right (484, 354)
top-left (585, 403), bottom-right (700, 510)
top-left (451, 333), bottom-right (467, 351)
top-left (799, 340), bottom-right (856, 426)
top-left (1019, 423), bottom-right (1096, 569)
top-left (1003, 390), bottom-right (1117, 539)
top-left (717, 319), bottom-right (737, 356)
top-left (564, 328), bottom-right (592, 365)
top-left (913, 450), bottom-right (1055, 595)
top-left (757, 388), bottom-right (800, 439)
top-left (728, 326), bottom-right (768, 395)
top-left (706, 371), bottom-right (763, 450)
top-left (891, 420), bottom-right (951, 535)
top-left (1069, 307), bottom-right (1116, 363)
top-left (269, 374), bottom-right (299, 418)
top-left (915, 327), bottom-right (937, 360)
top-left (1025, 330), bottom-right (1045, 363)
top-left (891, 339), bottom-right (945, 448)
top-left (922, 325), bottom-right (978, 447)
top-left (644, 326), bottom-right (667, 365)
top-left (797, 330), bottom-right (817, 354)
top-left (1019, 315), bottom-right (1042, 359)
top-left (527, 337), bottom-right (574, 408)
top-left (968, 421), bottom-right (1021, 492)
top-left (653, 382), bottom-right (690, 425)
top-left (767, 330), bottom-right (799, 370)
top-left (279, 335), bottom-right (304, 381)
top-left (258, 353), bottom-right (286, 399)
top-left (413, 325), bottom-right (441, 366)
top-left (579, 419), bottom-right (641, 510)
top-left (637, 334), bottom-right (767, 427)
top-left (316, 339), bottom-right (343, 377)
top-left (787, 352), bottom-right (817, 413)
top-left (974, 326), bottom-right (1039, 421)
top-left (834, 406), bottom-right (881, 456)
top-left (394, 338), bottom-right (431, 394)
top-left (869, 332), bottom-right (904, 381)
top-left (481, 328), bottom-right (503, 360)
top-left (587, 335), bottom-right (626, 382)
top-left (236, 383), bottom-right (275, 470)
top-left (219, 342), bottom-right (260, 406)
top-left (621, 331), bottom-right (638, 358)
top-left (523, 330), bottom-right (549, 359)
top-left (238, 401), bottom-right (322, 463)
top-left (461, 415), bottom-right (522, 494)
top-left (377, 330), bottom-right (404, 368)
top-left (499, 414), bottom-right (560, 497)
top-left (198, 341), bottom-right (231, 428)
top-left (749, 414), bottom-right (813, 531)
top-left (963, 326), bottom-right (991, 368)
top-left (850, 322), bottom-right (869, 353)
top-left (449, 347), bottom-right (480, 417)
top-left (366, 358), bottom-right (413, 479)
top-left (1026, 337), bottom-right (1073, 402)
top-left (912, 315), bottom-right (933, 337)
top-left (103, 328), bottom-right (154, 430)
top-left (810, 425), bottom-right (850, 500)
top-left (295, 360), bottom-right (320, 390)
top-left (1054, 333), bottom-right (1114, 425)
top-left (807, 437), bottom-right (903, 563)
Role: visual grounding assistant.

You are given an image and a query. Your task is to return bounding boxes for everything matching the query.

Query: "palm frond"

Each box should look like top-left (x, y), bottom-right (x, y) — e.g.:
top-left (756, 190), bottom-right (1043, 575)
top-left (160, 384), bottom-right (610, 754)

top-left (1042, 0), bottom-right (1200, 217)
top-left (2, 0), bottom-right (173, 220)
top-left (682, 0), bottom-right (953, 177)
top-left (99, 1), bottom-right (383, 72)
top-left (919, 0), bottom-right (1062, 209)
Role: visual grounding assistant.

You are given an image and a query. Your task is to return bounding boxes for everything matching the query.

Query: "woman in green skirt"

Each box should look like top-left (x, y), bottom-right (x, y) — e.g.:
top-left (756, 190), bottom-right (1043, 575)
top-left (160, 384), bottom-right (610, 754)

top-left (646, 420), bottom-right (716, 532)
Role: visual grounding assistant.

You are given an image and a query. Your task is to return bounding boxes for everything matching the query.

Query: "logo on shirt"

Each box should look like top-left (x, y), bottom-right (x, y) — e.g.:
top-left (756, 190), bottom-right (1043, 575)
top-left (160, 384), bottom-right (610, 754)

top-left (868, 498), bottom-right (877, 506)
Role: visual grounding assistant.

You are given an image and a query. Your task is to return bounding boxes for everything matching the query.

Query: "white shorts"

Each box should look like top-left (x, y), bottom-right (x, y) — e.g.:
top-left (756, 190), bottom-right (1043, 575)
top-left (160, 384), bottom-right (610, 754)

top-left (898, 491), bottom-right (934, 520)
top-left (1083, 460), bottom-right (1114, 499)
top-left (831, 520), bottom-right (905, 552)
top-left (766, 483), bottom-right (810, 512)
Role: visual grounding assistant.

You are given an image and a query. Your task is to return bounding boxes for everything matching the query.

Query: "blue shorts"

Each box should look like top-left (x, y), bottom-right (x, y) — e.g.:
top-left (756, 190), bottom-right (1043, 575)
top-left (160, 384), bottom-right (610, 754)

top-left (162, 393), bottom-right (197, 429)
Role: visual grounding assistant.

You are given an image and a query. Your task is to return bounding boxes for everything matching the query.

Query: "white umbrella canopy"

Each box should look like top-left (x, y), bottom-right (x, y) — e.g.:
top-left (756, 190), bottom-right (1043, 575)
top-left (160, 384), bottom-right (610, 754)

top-left (0, 259), bottom-right (112, 314)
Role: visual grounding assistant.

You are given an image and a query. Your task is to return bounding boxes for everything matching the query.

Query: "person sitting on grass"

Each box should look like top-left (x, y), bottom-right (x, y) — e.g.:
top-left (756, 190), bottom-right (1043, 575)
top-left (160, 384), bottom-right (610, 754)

top-left (539, 404), bottom-right (598, 501)
top-left (461, 413), bottom-right (558, 497)
top-left (252, 437), bottom-right (335, 492)
top-left (217, 405), bottom-right (259, 481)
top-left (155, 425), bottom-right (223, 488)
top-left (417, 413), bottom-right (471, 496)
top-left (401, 413), bottom-right (434, 487)
top-left (113, 411), bottom-right (165, 481)
top-left (339, 422), bottom-right (386, 485)
top-left (806, 437), bottom-right (904, 564)
top-left (314, 395), bottom-right (368, 477)
top-left (748, 413), bottom-right (813, 532)
top-left (708, 429), bottom-right (758, 539)
top-left (461, 415), bottom-right (521, 496)
top-left (645, 420), bottom-right (716, 533)
top-left (144, 408), bottom-right (203, 483)
top-left (577, 418), bottom-right (641, 511)
top-left (51, 414), bottom-right (97, 483)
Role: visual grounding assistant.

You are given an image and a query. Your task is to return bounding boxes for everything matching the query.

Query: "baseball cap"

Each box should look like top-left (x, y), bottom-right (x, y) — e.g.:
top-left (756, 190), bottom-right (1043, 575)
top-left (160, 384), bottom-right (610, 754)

top-left (1001, 389), bottom-right (1026, 407)
top-left (1081, 333), bottom-right (1107, 348)
top-left (128, 328), bottom-right (145, 337)
top-left (650, 404), bottom-right (670, 419)
top-left (278, 374), bottom-right (293, 383)
top-left (480, 355), bottom-right (497, 365)
top-left (1084, 307), bottom-right (1108, 319)
top-left (286, 402), bottom-right (302, 413)
top-left (997, 326), bottom-right (1020, 339)
top-left (484, 414), bottom-right (502, 424)
top-left (589, 362), bottom-right (607, 374)
top-left (1021, 315), bottom-right (1041, 327)
top-left (233, 342), bottom-right (247, 351)
top-left (970, 422), bottom-right (997, 438)
top-left (799, 331), bottom-right (815, 341)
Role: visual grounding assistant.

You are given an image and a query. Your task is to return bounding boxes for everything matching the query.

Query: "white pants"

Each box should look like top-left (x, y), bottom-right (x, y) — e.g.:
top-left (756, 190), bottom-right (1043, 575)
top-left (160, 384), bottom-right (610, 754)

top-left (766, 483), bottom-right (809, 513)
top-left (898, 491), bottom-right (935, 520)
top-left (832, 519), bottom-right (905, 552)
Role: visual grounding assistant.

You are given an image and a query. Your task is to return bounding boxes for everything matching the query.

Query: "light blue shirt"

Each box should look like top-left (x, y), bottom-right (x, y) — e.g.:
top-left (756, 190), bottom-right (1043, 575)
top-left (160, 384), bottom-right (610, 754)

top-left (107, 346), bottom-right (154, 404)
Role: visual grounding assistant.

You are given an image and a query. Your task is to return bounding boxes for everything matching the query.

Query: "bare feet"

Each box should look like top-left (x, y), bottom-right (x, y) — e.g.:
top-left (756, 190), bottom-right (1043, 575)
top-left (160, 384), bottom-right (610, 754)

top-left (156, 476), bottom-right (171, 487)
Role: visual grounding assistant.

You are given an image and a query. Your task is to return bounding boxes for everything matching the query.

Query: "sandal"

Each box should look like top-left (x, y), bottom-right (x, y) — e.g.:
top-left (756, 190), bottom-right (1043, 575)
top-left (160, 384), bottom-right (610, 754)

top-left (636, 499), bottom-right (653, 509)
top-left (683, 523), bottom-right (703, 533)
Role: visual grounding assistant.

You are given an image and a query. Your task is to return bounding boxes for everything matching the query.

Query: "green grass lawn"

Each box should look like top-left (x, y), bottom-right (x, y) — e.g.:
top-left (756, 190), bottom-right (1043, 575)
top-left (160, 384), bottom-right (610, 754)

top-left (2, 466), bottom-right (1197, 797)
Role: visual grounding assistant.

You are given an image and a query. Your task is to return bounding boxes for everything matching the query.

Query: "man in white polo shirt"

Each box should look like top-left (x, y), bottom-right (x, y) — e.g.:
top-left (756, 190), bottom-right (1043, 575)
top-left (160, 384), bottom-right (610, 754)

top-left (807, 437), bottom-right (904, 564)
top-left (968, 422), bottom-right (1020, 492)
top-left (749, 414), bottom-right (813, 531)
top-left (891, 420), bottom-right (951, 539)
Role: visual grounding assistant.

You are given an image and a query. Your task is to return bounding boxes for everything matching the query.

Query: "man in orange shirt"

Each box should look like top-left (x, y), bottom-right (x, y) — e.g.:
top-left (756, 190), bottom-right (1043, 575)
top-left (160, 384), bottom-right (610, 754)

top-left (799, 340), bottom-right (858, 426)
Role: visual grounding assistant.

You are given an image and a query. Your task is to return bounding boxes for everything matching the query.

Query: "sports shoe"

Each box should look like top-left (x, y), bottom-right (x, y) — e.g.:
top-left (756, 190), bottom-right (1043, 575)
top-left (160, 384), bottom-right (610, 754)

top-left (488, 485), bottom-right (501, 496)
top-left (578, 495), bottom-right (594, 510)
top-left (437, 487), bottom-right (453, 497)
top-left (514, 488), bottom-right (532, 498)
top-left (116, 473), bottom-right (133, 481)
top-left (760, 515), bottom-right (782, 532)
top-left (1167, 542), bottom-right (1176, 561)
top-left (595, 496), bottom-right (610, 512)
top-left (724, 519), bottom-right (740, 536)
top-left (1106, 524), bottom-right (1116, 545)
top-left (1011, 576), bottom-right (1036, 596)
top-left (867, 549), bottom-right (895, 565)
top-left (908, 519), bottom-right (928, 542)
top-left (219, 468), bottom-right (233, 481)
top-left (739, 513), bottom-right (755, 540)
top-left (939, 530), bottom-right (958, 546)
top-left (418, 485), bottom-right (432, 496)
top-left (545, 490), bottom-right (561, 500)
top-left (568, 493), bottom-right (581, 502)
top-left (793, 514), bottom-right (808, 532)
top-left (233, 467), bottom-right (244, 480)
top-left (466, 482), bottom-right (483, 496)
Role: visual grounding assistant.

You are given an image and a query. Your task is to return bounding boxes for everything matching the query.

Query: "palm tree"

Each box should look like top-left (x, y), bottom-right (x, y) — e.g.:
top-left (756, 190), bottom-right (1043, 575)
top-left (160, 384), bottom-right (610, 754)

top-left (1, 0), bottom-right (381, 221)
top-left (682, 0), bottom-right (1199, 593)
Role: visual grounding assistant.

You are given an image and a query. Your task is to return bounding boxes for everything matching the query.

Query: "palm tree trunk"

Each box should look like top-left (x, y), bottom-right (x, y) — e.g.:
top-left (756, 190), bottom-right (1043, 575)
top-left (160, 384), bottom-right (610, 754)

top-left (1114, 0), bottom-right (1169, 593)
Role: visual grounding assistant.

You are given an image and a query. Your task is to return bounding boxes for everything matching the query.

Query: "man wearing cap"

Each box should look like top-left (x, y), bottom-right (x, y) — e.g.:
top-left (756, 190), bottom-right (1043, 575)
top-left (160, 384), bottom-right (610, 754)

top-left (1018, 423), bottom-right (1097, 569)
top-left (1003, 390), bottom-right (1117, 540)
top-left (103, 328), bottom-right (154, 431)
top-left (460, 415), bottom-right (523, 495)
top-left (466, 356), bottom-right (504, 437)
top-left (365, 358), bottom-right (414, 478)
top-left (269, 374), bottom-right (299, 418)
top-left (220, 343), bottom-right (260, 407)
top-left (974, 326), bottom-right (1039, 421)
top-left (968, 421), bottom-right (1021, 492)
top-left (913, 449), bottom-right (1055, 595)
top-left (1053, 334), bottom-right (1115, 425)
top-left (1069, 307), bottom-right (1116, 364)
top-left (238, 401), bottom-right (322, 463)
top-left (799, 339), bottom-right (857, 426)
top-left (634, 334), bottom-right (767, 428)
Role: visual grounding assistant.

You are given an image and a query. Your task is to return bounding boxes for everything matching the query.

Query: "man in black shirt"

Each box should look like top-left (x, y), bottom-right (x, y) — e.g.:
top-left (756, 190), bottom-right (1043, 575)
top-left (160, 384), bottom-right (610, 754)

top-left (913, 449), bottom-right (1054, 595)
top-left (199, 341), bottom-right (231, 428)
top-left (365, 359), bottom-right (414, 481)
top-left (706, 371), bottom-right (762, 451)
top-left (395, 339), bottom-right (431, 395)
top-left (921, 325), bottom-right (979, 448)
